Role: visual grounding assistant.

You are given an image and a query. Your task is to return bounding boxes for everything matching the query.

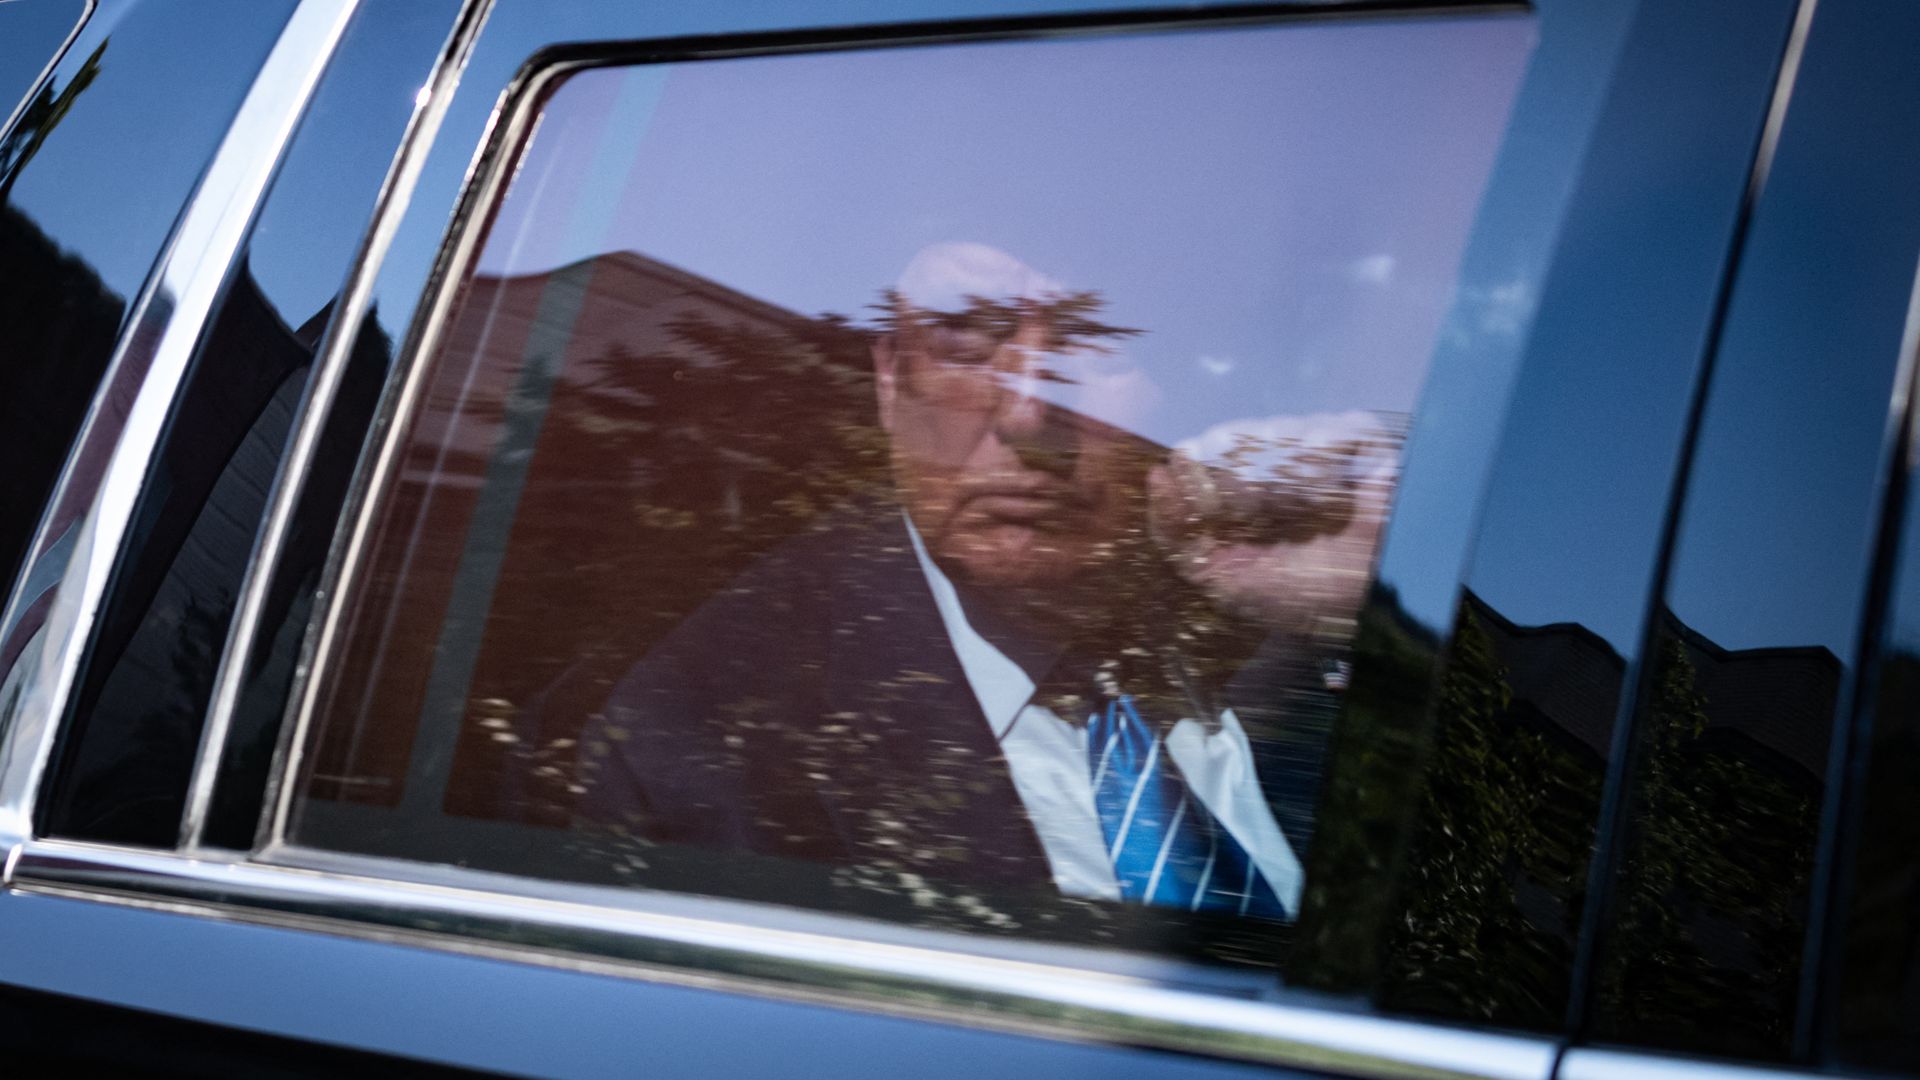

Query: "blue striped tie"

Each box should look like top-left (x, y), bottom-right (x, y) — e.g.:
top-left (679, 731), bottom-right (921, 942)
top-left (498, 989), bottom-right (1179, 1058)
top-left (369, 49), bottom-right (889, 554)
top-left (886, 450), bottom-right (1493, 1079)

top-left (1087, 693), bottom-right (1288, 917)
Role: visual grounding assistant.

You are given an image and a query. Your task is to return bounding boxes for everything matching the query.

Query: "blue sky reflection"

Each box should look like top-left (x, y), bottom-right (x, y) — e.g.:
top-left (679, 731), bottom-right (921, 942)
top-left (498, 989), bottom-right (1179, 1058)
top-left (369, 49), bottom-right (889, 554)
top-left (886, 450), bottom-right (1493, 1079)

top-left (479, 16), bottom-right (1531, 452)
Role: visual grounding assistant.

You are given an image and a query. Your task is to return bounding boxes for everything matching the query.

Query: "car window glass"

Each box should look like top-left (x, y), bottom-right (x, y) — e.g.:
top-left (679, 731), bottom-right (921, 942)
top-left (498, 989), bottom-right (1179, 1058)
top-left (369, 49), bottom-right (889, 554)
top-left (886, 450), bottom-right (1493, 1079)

top-left (28, 0), bottom-right (464, 849)
top-left (0, 0), bottom-right (296, 740)
top-left (1585, 6), bottom-right (1920, 1061)
top-left (0, 0), bottom-right (88, 130)
top-left (282, 15), bottom-right (1532, 968)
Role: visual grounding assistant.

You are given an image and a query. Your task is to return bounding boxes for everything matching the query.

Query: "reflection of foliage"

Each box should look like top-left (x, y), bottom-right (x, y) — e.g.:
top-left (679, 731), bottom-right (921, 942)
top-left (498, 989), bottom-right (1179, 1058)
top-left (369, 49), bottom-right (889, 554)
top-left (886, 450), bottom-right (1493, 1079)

top-left (521, 302), bottom-right (890, 668)
top-left (1377, 606), bottom-right (1601, 1026)
top-left (1294, 589), bottom-right (1605, 1030)
top-left (872, 288), bottom-right (1142, 360)
top-left (1300, 590), bottom-right (1828, 1040)
top-left (1290, 585), bottom-right (1442, 986)
top-left (0, 39), bottom-right (106, 194)
top-left (1593, 631), bottom-right (1820, 1060)
top-left (1169, 421), bottom-right (1401, 548)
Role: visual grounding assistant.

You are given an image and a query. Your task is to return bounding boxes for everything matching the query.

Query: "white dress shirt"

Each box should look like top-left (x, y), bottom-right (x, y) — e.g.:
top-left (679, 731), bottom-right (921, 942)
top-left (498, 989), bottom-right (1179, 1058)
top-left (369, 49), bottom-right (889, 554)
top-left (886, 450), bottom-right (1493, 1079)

top-left (904, 519), bottom-right (1304, 917)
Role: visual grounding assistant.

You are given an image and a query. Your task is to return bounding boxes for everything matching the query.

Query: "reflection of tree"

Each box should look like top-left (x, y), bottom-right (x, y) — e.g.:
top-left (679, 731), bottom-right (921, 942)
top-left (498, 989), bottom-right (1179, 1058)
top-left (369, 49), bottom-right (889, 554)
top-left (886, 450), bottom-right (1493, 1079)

top-left (498, 300), bottom-right (889, 672)
top-left (1296, 589), bottom-right (1606, 1029)
top-left (0, 39), bottom-right (106, 196)
top-left (464, 278), bottom-right (1165, 694)
top-left (454, 282), bottom-right (892, 822)
top-left (871, 288), bottom-right (1142, 358)
top-left (1299, 587), bottom-right (1828, 1041)
top-left (1290, 585), bottom-right (1444, 986)
top-left (1593, 630), bottom-right (1819, 1059)
top-left (1380, 604), bottom-right (1602, 1025)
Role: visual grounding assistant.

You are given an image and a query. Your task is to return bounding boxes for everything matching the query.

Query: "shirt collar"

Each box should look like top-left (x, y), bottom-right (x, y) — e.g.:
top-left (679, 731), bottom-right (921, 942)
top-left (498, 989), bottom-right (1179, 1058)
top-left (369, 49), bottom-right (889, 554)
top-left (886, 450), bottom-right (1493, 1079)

top-left (902, 514), bottom-right (1037, 740)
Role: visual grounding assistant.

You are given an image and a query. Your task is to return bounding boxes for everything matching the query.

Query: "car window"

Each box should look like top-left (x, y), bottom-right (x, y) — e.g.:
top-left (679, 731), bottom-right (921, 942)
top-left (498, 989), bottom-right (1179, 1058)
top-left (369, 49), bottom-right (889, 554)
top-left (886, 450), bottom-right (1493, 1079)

top-left (0, 0), bottom-right (89, 131)
top-left (27, 0), bottom-right (462, 848)
top-left (276, 14), bottom-right (1531, 966)
top-left (2, 1), bottom-right (1843, 1070)
top-left (1820, 12), bottom-right (1920, 1069)
top-left (0, 0), bottom-right (297, 736)
top-left (1572, 0), bottom-right (1920, 1067)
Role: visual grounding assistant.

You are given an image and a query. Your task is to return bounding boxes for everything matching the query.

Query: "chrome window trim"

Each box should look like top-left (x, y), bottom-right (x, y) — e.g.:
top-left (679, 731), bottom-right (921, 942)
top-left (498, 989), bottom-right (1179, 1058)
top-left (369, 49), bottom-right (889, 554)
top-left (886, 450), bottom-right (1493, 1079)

top-left (6, 836), bottom-right (1559, 1080)
top-left (177, 0), bottom-right (499, 854)
top-left (1558, 1048), bottom-right (1822, 1080)
top-left (262, 10), bottom-right (542, 847)
top-left (0, 0), bottom-right (361, 853)
top-left (0, 0), bottom-right (97, 146)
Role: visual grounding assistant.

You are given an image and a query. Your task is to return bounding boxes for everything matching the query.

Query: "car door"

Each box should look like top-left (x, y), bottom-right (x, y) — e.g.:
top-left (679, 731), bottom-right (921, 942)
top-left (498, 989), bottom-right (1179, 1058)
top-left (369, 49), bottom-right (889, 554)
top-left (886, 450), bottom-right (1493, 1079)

top-left (0, 0), bottom-right (1815, 1075)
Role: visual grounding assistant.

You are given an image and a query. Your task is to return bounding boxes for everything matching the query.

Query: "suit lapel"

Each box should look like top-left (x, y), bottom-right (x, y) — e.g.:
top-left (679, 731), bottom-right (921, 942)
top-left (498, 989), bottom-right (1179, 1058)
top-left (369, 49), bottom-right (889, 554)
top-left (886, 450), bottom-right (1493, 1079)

top-left (814, 511), bottom-right (1052, 890)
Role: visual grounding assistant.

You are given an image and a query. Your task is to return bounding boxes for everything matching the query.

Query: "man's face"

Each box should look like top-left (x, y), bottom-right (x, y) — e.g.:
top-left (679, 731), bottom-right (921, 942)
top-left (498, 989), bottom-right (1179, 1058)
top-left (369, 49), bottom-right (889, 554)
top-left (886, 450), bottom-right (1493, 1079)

top-left (875, 310), bottom-right (1147, 592)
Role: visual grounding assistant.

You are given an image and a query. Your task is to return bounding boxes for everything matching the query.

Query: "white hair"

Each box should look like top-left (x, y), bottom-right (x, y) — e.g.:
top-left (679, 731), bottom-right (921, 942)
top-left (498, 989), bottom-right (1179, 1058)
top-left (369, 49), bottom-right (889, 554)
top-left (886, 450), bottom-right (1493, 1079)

top-left (894, 241), bottom-right (1064, 314)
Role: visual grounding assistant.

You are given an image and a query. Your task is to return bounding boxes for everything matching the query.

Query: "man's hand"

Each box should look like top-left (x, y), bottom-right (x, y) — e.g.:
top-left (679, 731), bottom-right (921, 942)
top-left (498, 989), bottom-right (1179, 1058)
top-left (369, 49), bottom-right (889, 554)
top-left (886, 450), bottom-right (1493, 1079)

top-left (1146, 415), bottom-right (1400, 638)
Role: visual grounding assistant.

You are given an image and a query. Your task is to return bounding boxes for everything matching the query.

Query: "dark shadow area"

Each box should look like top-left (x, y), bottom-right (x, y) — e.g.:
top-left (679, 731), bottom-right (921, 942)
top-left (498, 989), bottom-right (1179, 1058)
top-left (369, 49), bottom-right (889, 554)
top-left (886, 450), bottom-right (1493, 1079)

top-left (0, 981), bottom-right (500, 1078)
top-left (40, 267), bottom-right (317, 846)
top-left (0, 200), bottom-right (124, 601)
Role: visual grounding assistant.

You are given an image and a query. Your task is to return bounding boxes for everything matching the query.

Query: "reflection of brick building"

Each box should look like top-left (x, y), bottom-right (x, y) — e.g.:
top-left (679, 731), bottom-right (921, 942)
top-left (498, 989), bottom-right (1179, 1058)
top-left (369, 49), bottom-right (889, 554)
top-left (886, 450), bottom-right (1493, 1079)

top-left (1462, 590), bottom-right (1622, 760)
top-left (1432, 590), bottom-right (1835, 1052)
top-left (1660, 612), bottom-right (1838, 787)
top-left (311, 249), bottom-right (882, 812)
top-left (1458, 588), bottom-right (1836, 787)
top-left (409, 250), bottom-right (829, 485)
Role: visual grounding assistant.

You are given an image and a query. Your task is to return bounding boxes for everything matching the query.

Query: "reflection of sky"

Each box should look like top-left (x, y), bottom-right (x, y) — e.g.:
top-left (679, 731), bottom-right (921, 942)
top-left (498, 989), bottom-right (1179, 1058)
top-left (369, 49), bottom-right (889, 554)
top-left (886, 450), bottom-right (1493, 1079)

top-left (246, 0), bottom-right (463, 327)
top-left (479, 16), bottom-right (1531, 449)
top-left (1663, 2), bottom-right (1920, 661)
top-left (0, 0), bottom-right (87, 122)
top-left (5, 2), bottom-right (294, 302)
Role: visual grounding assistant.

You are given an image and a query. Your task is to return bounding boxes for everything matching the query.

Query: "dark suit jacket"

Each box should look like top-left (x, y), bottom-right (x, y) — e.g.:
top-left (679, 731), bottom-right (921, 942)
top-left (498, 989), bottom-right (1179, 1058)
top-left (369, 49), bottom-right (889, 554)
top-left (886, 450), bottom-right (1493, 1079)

top-left (577, 505), bottom-right (1338, 897)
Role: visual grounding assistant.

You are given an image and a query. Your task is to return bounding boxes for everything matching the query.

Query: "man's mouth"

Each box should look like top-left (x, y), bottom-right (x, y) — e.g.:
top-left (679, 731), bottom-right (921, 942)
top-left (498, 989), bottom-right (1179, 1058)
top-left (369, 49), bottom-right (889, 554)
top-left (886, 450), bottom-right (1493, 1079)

top-left (961, 483), bottom-right (1082, 525)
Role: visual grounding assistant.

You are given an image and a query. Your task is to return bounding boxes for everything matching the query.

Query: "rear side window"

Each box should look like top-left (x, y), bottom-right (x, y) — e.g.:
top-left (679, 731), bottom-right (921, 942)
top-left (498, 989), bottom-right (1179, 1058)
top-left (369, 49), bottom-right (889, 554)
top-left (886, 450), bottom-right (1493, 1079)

top-left (0, 0), bottom-right (88, 131)
top-left (280, 13), bottom-right (1533, 967)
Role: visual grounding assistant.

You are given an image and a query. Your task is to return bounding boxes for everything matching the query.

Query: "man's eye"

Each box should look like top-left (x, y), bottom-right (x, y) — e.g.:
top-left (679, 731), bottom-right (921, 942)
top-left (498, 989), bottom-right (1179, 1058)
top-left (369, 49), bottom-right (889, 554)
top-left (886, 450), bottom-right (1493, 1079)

top-left (937, 346), bottom-right (998, 368)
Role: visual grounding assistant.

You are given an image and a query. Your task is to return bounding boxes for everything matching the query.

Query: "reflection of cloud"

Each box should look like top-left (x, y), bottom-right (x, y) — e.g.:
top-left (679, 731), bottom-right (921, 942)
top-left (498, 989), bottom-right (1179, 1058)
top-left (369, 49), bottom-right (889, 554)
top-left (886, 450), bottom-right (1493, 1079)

top-left (1014, 352), bottom-right (1162, 431)
top-left (1443, 277), bottom-right (1534, 346)
top-left (1478, 279), bottom-right (1531, 335)
top-left (895, 241), bottom-right (1063, 313)
top-left (1178, 410), bottom-right (1405, 484)
top-left (1347, 253), bottom-right (1397, 286)
top-left (1198, 354), bottom-right (1235, 377)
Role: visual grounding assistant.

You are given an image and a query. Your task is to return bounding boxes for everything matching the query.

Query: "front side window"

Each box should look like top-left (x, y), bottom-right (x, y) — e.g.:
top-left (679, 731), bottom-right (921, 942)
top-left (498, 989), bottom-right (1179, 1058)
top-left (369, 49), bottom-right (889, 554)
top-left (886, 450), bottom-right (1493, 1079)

top-left (285, 14), bottom-right (1531, 967)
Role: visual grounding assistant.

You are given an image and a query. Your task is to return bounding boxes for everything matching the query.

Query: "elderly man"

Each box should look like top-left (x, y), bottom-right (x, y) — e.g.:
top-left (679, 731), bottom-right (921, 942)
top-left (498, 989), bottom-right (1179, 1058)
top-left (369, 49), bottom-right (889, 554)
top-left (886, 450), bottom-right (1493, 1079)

top-left (580, 242), bottom-right (1385, 922)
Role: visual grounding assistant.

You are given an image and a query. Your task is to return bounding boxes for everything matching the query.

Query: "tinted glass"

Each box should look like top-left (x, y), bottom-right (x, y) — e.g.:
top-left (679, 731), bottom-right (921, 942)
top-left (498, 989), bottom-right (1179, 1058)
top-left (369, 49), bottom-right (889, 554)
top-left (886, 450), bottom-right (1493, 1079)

top-left (0, 0), bottom-right (295, 728)
top-left (0, 0), bottom-right (87, 128)
top-left (1816, 6), bottom-right (1920, 1071)
top-left (1290, 0), bottom-right (1803, 1033)
top-left (32, 0), bottom-right (464, 848)
top-left (286, 16), bottom-right (1531, 967)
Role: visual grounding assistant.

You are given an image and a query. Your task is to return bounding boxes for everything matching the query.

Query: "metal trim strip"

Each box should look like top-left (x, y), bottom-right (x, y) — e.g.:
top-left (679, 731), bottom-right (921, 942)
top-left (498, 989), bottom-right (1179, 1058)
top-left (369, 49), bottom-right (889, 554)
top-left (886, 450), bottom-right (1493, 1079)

top-left (178, 0), bottom-right (498, 854)
top-left (1558, 1048), bottom-right (1820, 1080)
top-left (9, 837), bottom-right (1559, 1080)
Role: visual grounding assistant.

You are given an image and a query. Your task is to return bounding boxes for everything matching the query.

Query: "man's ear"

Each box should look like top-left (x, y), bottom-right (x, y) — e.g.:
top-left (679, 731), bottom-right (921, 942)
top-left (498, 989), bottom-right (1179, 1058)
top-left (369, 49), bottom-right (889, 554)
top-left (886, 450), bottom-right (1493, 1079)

top-left (873, 334), bottom-right (899, 432)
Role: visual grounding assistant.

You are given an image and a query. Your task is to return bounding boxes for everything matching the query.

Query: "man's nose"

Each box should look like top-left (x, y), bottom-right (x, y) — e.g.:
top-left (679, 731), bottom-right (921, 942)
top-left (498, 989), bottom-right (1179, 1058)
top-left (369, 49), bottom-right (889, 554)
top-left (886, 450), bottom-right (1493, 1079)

top-left (991, 351), bottom-right (1080, 474)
